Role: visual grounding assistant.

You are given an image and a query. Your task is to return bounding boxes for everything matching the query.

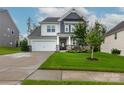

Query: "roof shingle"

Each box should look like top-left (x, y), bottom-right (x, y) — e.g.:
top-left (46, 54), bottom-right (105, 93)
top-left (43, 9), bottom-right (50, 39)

top-left (41, 17), bottom-right (60, 23)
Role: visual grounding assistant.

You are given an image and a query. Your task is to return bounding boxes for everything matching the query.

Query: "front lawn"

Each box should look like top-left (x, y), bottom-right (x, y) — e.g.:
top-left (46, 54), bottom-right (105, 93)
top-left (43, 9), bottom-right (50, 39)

top-left (0, 47), bottom-right (21, 55)
top-left (22, 80), bottom-right (124, 85)
top-left (39, 52), bottom-right (124, 72)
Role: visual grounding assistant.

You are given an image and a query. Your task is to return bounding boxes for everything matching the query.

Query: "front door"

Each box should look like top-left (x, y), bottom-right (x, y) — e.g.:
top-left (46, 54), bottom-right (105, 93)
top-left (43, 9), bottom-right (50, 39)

top-left (60, 38), bottom-right (66, 50)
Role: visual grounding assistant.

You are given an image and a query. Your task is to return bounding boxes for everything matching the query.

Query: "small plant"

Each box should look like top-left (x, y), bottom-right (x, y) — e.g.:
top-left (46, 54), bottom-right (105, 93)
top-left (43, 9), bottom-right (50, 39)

top-left (111, 49), bottom-right (121, 55)
top-left (67, 50), bottom-right (79, 53)
top-left (20, 38), bottom-right (29, 52)
top-left (87, 57), bottom-right (98, 61)
top-left (67, 49), bottom-right (88, 53)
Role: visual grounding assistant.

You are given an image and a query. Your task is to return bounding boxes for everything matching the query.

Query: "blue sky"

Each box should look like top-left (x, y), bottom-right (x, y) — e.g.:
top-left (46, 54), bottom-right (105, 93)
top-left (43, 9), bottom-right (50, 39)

top-left (5, 7), bottom-right (124, 36)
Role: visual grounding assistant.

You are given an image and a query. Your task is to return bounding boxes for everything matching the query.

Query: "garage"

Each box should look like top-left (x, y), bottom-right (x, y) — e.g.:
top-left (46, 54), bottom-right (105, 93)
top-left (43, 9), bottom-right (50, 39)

top-left (31, 41), bottom-right (56, 51)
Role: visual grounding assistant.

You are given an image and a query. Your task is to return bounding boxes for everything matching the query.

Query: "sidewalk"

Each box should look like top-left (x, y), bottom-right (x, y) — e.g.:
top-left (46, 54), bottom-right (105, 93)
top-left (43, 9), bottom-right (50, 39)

top-left (27, 70), bottom-right (124, 82)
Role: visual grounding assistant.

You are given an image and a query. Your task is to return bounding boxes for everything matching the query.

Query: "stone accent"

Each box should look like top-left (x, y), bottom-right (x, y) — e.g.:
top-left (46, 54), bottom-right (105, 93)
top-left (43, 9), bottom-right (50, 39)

top-left (56, 45), bottom-right (60, 51)
top-left (66, 45), bottom-right (72, 50)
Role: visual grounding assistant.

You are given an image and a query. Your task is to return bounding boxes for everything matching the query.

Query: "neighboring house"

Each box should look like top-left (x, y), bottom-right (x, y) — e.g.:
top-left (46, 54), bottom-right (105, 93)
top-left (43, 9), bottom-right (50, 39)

top-left (0, 9), bottom-right (19, 47)
top-left (101, 21), bottom-right (124, 56)
top-left (28, 8), bottom-right (85, 51)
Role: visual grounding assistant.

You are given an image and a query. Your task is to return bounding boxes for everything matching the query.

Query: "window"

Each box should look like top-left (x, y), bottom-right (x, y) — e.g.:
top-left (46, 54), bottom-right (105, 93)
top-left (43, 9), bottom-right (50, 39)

top-left (47, 25), bottom-right (55, 32)
top-left (114, 33), bottom-right (117, 40)
top-left (52, 26), bottom-right (55, 32)
top-left (65, 25), bottom-right (69, 32)
top-left (47, 25), bottom-right (51, 32)
top-left (71, 24), bottom-right (75, 32)
top-left (12, 30), bottom-right (14, 34)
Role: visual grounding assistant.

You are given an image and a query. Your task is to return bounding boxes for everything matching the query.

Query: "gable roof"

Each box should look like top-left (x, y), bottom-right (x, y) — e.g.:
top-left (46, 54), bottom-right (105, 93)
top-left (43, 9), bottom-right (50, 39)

top-left (28, 26), bottom-right (56, 39)
top-left (28, 26), bottom-right (41, 38)
top-left (106, 21), bottom-right (124, 36)
top-left (58, 8), bottom-right (83, 21)
top-left (41, 17), bottom-right (60, 23)
top-left (40, 8), bottom-right (84, 24)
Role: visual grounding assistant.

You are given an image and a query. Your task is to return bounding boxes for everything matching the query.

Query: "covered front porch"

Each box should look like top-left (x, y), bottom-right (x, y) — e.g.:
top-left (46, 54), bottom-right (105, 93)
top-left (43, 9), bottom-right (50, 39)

top-left (56, 33), bottom-right (75, 51)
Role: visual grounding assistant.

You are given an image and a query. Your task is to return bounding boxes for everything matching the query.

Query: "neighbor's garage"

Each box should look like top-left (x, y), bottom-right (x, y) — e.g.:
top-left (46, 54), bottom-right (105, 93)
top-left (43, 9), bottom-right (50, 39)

top-left (30, 39), bottom-right (56, 51)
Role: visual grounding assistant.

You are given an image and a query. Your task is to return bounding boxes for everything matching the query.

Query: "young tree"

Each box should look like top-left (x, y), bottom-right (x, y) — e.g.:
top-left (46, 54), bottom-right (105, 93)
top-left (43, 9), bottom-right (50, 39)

top-left (74, 20), bottom-right (88, 48)
top-left (86, 21), bottom-right (106, 59)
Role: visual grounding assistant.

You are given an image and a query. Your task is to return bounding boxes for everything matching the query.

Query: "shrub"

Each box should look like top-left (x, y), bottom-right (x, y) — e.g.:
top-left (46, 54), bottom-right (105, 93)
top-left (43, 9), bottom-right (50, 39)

top-left (111, 48), bottom-right (121, 55)
top-left (16, 41), bottom-right (19, 47)
top-left (67, 49), bottom-right (88, 53)
top-left (20, 39), bottom-right (29, 52)
top-left (67, 50), bottom-right (79, 53)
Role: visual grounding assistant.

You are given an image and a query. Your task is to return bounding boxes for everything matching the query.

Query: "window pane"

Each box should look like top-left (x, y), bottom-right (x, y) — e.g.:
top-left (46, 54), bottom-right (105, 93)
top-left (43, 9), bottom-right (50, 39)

top-left (115, 33), bottom-right (117, 40)
top-left (71, 25), bottom-right (75, 32)
top-left (52, 26), bottom-right (55, 32)
top-left (47, 29), bottom-right (51, 32)
top-left (47, 25), bottom-right (50, 29)
top-left (47, 25), bottom-right (51, 32)
top-left (52, 29), bottom-right (55, 32)
top-left (52, 25), bottom-right (55, 29)
top-left (65, 25), bottom-right (69, 32)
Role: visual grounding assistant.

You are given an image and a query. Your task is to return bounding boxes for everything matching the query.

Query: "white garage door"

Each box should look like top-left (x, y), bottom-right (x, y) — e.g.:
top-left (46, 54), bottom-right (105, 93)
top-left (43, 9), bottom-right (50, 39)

top-left (31, 41), bottom-right (56, 51)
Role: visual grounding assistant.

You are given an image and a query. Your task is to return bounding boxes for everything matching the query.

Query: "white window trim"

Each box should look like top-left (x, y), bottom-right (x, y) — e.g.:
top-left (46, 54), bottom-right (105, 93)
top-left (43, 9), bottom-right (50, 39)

top-left (65, 24), bottom-right (69, 32)
top-left (71, 24), bottom-right (75, 32)
top-left (47, 25), bottom-right (55, 32)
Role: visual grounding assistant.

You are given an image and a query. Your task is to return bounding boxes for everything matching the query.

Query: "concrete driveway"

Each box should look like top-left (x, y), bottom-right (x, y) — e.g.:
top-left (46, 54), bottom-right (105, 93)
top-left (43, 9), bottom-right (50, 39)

top-left (0, 52), bottom-right (53, 85)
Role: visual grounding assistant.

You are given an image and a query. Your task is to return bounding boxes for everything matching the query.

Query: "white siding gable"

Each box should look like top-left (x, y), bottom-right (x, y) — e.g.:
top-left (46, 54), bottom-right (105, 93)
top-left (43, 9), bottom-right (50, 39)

top-left (41, 23), bottom-right (60, 36)
top-left (101, 30), bottom-right (124, 56)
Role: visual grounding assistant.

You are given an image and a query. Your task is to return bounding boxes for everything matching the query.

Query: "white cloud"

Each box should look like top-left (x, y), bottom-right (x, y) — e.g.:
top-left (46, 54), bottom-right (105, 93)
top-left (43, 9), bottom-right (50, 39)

top-left (38, 7), bottom-right (69, 17)
top-left (37, 7), bottom-right (90, 21)
top-left (74, 7), bottom-right (90, 16)
top-left (118, 7), bottom-right (124, 12)
top-left (100, 14), bottom-right (124, 30)
top-left (36, 7), bottom-right (124, 31)
top-left (87, 14), bottom-right (97, 27)
top-left (35, 14), bottom-right (45, 22)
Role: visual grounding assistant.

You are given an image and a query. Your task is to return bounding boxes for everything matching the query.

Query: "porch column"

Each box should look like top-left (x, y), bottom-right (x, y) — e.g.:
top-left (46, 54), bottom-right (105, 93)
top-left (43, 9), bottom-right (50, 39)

top-left (56, 36), bottom-right (59, 51)
top-left (67, 36), bottom-right (71, 50)
top-left (57, 36), bottom-right (59, 45)
top-left (68, 36), bottom-right (71, 45)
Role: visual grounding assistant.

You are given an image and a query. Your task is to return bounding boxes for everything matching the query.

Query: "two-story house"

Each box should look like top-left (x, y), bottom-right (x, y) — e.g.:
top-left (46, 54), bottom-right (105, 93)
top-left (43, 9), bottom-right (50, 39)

top-left (28, 8), bottom-right (84, 51)
top-left (0, 9), bottom-right (19, 47)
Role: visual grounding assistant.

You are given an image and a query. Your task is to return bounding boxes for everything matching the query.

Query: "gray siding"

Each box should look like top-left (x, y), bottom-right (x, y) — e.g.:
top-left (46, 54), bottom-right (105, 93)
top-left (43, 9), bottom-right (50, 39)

top-left (63, 13), bottom-right (83, 21)
top-left (0, 9), bottom-right (19, 47)
top-left (60, 21), bottom-right (64, 33)
top-left (60, 12), bottom-right (84, 33)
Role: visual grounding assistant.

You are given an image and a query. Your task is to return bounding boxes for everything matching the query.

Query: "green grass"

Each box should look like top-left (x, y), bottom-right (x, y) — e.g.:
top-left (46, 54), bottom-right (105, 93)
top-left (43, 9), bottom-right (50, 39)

top-left (39, 52), bottom-right (124, 72)
top-left (0, 47), bottom-right (21, 55)
top-left (22, 80), bottom-right (124, 85)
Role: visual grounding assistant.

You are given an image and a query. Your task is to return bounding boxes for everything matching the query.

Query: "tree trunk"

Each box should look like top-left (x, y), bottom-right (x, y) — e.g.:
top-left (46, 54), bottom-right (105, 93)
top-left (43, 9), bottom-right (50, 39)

top-left (91, 46), bottom-right (94, 59)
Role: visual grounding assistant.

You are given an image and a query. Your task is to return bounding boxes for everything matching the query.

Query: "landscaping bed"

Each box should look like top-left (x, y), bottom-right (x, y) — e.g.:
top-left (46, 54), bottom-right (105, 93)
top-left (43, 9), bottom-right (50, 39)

top-left (39, 52), bottom-right (124, 73)
top-left (22, 80), bottom-right (124, 85)
top-left (0, 47), bottom-right (21, 55)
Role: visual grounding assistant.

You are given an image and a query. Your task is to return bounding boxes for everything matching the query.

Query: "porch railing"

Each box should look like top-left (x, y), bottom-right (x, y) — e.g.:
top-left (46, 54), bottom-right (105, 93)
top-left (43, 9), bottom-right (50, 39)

top-left (56, 45), bottom-right (79, 51)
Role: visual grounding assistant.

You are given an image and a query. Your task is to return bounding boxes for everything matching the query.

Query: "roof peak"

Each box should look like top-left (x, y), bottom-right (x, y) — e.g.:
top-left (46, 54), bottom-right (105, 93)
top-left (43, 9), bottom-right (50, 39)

top-left (106, 21), bottom-right (124, 36)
